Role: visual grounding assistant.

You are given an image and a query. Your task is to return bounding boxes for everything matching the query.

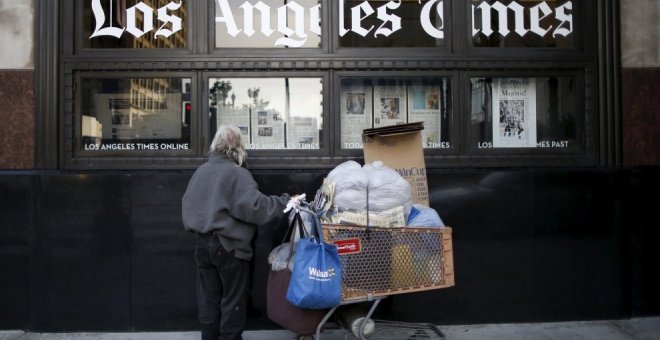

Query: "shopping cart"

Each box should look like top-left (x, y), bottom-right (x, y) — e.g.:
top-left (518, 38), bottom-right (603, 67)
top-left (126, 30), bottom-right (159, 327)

top-left (307, 215), bottom-right (455, 339)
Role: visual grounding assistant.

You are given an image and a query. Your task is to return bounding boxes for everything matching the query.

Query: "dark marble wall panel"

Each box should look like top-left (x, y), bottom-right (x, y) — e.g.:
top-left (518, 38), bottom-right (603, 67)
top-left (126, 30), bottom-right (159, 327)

top-left (623, 168), bottom-right (660, 316)
top-left (0, 175), bottom-right (32, 329)
top-left (2, 168), bottom-right (654, 331)
top-left (0, 71), bottom-right (34, 169)
top-left (622, 68), bottom-right (660, 166)
top-left (532, 171), bottom-right (624, 321)
top-left (389, 171), bottom-right (536, 324)
top-left (129, 172), bottom-right (198, 330)
top-left (31, 175), bottom-right (132, 331)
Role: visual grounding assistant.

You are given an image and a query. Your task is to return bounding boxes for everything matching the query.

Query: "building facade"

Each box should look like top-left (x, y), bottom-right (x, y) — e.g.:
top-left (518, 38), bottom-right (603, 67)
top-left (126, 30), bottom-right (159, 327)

top-left (1, 0), bottom-right (658, 332)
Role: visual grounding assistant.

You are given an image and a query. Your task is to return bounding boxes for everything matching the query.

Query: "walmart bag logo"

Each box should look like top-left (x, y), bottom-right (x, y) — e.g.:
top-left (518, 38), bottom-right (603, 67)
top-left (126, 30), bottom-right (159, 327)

top-left (308, 266), bottom-right (336, 282)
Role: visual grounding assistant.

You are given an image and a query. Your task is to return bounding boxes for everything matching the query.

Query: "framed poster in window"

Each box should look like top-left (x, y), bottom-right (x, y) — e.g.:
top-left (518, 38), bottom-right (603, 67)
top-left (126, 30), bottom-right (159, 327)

top-left (491, 78), bottom-right (537, 148)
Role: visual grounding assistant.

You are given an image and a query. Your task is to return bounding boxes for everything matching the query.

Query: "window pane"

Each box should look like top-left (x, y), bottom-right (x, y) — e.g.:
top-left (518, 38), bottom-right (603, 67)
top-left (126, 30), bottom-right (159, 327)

top-left (472, 0), bottom-right (574, 48)
top-left (215, 0), bottom-right (321, 48)
top-left (83, 0), bottom-right (187, 49)
top-left (209, 78), bottom-right (323, 149)
top-left (80, 77), bottom-right (192, 152)
top-left (470, 77), bottom-right (578, 149)
top-left (340, 77), bottom-right (452, 149)
top-left (340, 0), bottom-right (446, 48)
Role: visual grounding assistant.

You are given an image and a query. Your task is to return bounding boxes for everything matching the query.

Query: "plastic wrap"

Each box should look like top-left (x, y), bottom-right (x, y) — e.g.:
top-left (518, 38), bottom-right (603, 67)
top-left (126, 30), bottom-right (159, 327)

top-left (407, 204), bottom-right (445, 227)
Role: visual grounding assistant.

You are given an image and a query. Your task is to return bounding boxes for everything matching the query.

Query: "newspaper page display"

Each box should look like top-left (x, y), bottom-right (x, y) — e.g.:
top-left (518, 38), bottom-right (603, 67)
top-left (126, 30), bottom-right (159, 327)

top-left (251, 108), bottom-right (285, 149)
top-left (408, 85), bottom-right (442, 148)
top-left (287, 116), bottom-right (320, 149)
top-left (374, 85), bottom-right (408, 128)
top-left (340, 85), bottom-right (373, 149)
top-left (492, 78), bottom-right (537, 148)
top-left (217, 107), bottom-right (251, 142)
top-left (96, 93), bottom-right (182, 140)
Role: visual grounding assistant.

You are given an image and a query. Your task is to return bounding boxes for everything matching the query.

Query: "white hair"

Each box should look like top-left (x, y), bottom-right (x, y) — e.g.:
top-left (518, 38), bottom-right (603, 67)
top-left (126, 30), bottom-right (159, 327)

top-left (209, 124), bottom-right (247, 166)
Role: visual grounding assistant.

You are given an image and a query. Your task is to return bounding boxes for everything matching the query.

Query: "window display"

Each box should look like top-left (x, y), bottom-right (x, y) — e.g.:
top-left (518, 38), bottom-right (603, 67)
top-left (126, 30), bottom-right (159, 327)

top-left (340, 77), bottom-right (452, 149)
top-left (79, 77), bottom-right (192, 152)
top-left (210, 77), bottom-right (323, 149)
top-left (470, 77), bottom-right (578, 150)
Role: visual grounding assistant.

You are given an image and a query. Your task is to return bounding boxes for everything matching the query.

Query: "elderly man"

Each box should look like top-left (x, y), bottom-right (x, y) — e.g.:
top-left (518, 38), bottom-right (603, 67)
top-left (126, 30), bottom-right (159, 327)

top-left (182, 124), bottom-right (293, 340)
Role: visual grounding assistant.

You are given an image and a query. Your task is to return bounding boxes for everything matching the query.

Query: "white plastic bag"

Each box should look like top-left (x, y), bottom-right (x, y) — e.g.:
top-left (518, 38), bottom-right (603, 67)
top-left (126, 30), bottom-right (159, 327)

top-left (364, 161), bottom-right (413, 218)
top-left (327, 160), bottom-right (368, 211)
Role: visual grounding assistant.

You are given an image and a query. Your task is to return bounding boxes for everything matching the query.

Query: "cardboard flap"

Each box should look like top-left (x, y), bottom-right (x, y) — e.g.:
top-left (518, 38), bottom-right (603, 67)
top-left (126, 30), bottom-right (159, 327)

top-left (362, 123), bottom-right (429, 206)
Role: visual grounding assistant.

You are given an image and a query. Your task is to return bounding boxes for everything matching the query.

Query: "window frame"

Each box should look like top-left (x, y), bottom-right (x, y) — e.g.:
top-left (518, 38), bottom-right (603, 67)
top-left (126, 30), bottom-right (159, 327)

top-left (65, 70), bottom-right (199, 170)
top-left (201, 71), bottom-right (331, 170)
top-left (39, 0), bottom-right (618, 170)
top-left (458, 69), bottom-right (594, 168)
top-left (333, 70), bottom-right (460, 160)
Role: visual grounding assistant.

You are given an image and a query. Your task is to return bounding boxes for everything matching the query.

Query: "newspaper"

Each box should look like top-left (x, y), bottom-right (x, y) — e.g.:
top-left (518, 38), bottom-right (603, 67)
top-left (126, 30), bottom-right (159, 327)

top-left (96, 93), bottom-right (182, 140)
top-left (250, 108), bottom-right (285, 149)
top-left (374, 85), bottom-right (407, 127)
top-left (217, 107), bottom-right (251, 142)
top-left (492, 78), bottom-right (537, 148)
top-left (407, 84), bottom-right (443, 148)
top-left (287, 115), bottom-right (320, 149)
top-left (340, 85), bottom-right (373, 149)
top-left (329, 206), bottom-right (406, 228)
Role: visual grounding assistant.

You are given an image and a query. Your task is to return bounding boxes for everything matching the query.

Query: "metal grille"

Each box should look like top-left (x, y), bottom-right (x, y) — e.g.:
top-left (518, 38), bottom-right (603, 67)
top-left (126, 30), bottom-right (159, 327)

top-left (323, 225), bottom-right (454, 302)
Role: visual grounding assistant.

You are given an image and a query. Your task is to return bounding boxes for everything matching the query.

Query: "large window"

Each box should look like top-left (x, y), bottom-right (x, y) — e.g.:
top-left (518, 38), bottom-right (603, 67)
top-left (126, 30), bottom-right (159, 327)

top-left (82, 0), bottom-right (188, 49)
top-left (77, 76), bottom-right (193, 156)
top-left (56, 0), bottom-right (610, 169)
top-left (339, 0), bottom-right (447, 48)
top-left (471, 0), bottom-right (574, 48)
top-left (339, 77), bottom-right (452, 149)
top-left (214, 0), bottom-right (322, 48)
top-left (209, 77), bottom-right (324, 149)
top-left (469, 76), bottom-right (579, 151)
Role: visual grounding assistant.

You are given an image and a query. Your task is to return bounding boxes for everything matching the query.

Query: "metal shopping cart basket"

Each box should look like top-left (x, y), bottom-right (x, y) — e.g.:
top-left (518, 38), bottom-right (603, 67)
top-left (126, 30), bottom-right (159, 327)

top-left (310, 223), bottom-right (454, 340)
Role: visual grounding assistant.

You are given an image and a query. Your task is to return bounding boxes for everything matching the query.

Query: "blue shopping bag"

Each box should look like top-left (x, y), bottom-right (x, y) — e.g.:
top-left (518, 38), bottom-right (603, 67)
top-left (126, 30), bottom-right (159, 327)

top-left (286, 209), bottom-right (342, 309)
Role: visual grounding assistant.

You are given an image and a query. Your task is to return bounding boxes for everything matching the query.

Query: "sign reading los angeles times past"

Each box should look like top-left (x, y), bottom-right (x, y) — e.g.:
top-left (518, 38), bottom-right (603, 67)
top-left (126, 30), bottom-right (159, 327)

top-left (89, 0), bottom-right (574, 45)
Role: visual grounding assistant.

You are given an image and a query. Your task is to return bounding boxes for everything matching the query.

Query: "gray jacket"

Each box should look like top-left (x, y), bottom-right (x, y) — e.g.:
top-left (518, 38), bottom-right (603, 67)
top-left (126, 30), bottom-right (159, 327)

top-left (182, 153), bottom-right (290, 260)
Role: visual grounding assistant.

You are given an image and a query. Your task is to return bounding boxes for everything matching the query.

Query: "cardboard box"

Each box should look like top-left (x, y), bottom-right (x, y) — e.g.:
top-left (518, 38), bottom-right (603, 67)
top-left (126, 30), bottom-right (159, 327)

top-left (362, 122), bottom-right (429, 206)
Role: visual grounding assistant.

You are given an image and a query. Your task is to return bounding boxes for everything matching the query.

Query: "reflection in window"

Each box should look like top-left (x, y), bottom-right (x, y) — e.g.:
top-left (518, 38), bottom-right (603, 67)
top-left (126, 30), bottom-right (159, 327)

top-left (340, 77), bottom-right (452, 149)
top-left (340, 0), bottom-right (446, 48)
top-left (209, 78), bottom-right (323, 149)
top-left (471, 0), bottom-right (573, 48)
top-left (83, 0), bottom-right (187, 49)
top-left (215, 0), bottom-right (321, 48)
top-left (470, 77), bottom-right (577, 149)
top-left (80, 77), bottom-right (191, 152)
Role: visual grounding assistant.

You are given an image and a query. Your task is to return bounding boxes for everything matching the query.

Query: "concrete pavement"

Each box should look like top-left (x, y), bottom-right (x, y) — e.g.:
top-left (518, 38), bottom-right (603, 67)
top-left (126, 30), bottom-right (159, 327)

top-left (1, 317), bottom-right (659, 340)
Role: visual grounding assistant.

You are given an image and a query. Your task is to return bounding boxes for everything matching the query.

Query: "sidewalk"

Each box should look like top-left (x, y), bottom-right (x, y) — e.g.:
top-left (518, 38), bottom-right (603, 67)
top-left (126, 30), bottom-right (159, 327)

top-left (1, 317), bottom-right (658, 340)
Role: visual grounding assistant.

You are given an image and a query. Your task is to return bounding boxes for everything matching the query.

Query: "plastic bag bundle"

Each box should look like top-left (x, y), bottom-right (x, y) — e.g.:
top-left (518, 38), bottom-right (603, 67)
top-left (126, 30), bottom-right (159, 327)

top-left (268, 242), bottom-right (295, 271)
top-left (364, 161), bottom-right (413, 217)
top-left (407, 204), bottom-right (445, 227)
top-left (287, 209), bottom-right (315, 242)
top-left (327, 160), bottom-right (368, 211)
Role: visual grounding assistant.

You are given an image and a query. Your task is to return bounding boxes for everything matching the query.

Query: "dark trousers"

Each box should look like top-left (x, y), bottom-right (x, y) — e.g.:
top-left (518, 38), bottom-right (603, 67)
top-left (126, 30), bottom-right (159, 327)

top-left (195, 233), bottom-right (249, 340)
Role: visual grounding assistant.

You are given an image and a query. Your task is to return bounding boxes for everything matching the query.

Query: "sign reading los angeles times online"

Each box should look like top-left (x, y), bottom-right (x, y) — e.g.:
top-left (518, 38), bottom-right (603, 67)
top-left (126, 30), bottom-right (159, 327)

top-left (90, 0), bottom-right (574, 44)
